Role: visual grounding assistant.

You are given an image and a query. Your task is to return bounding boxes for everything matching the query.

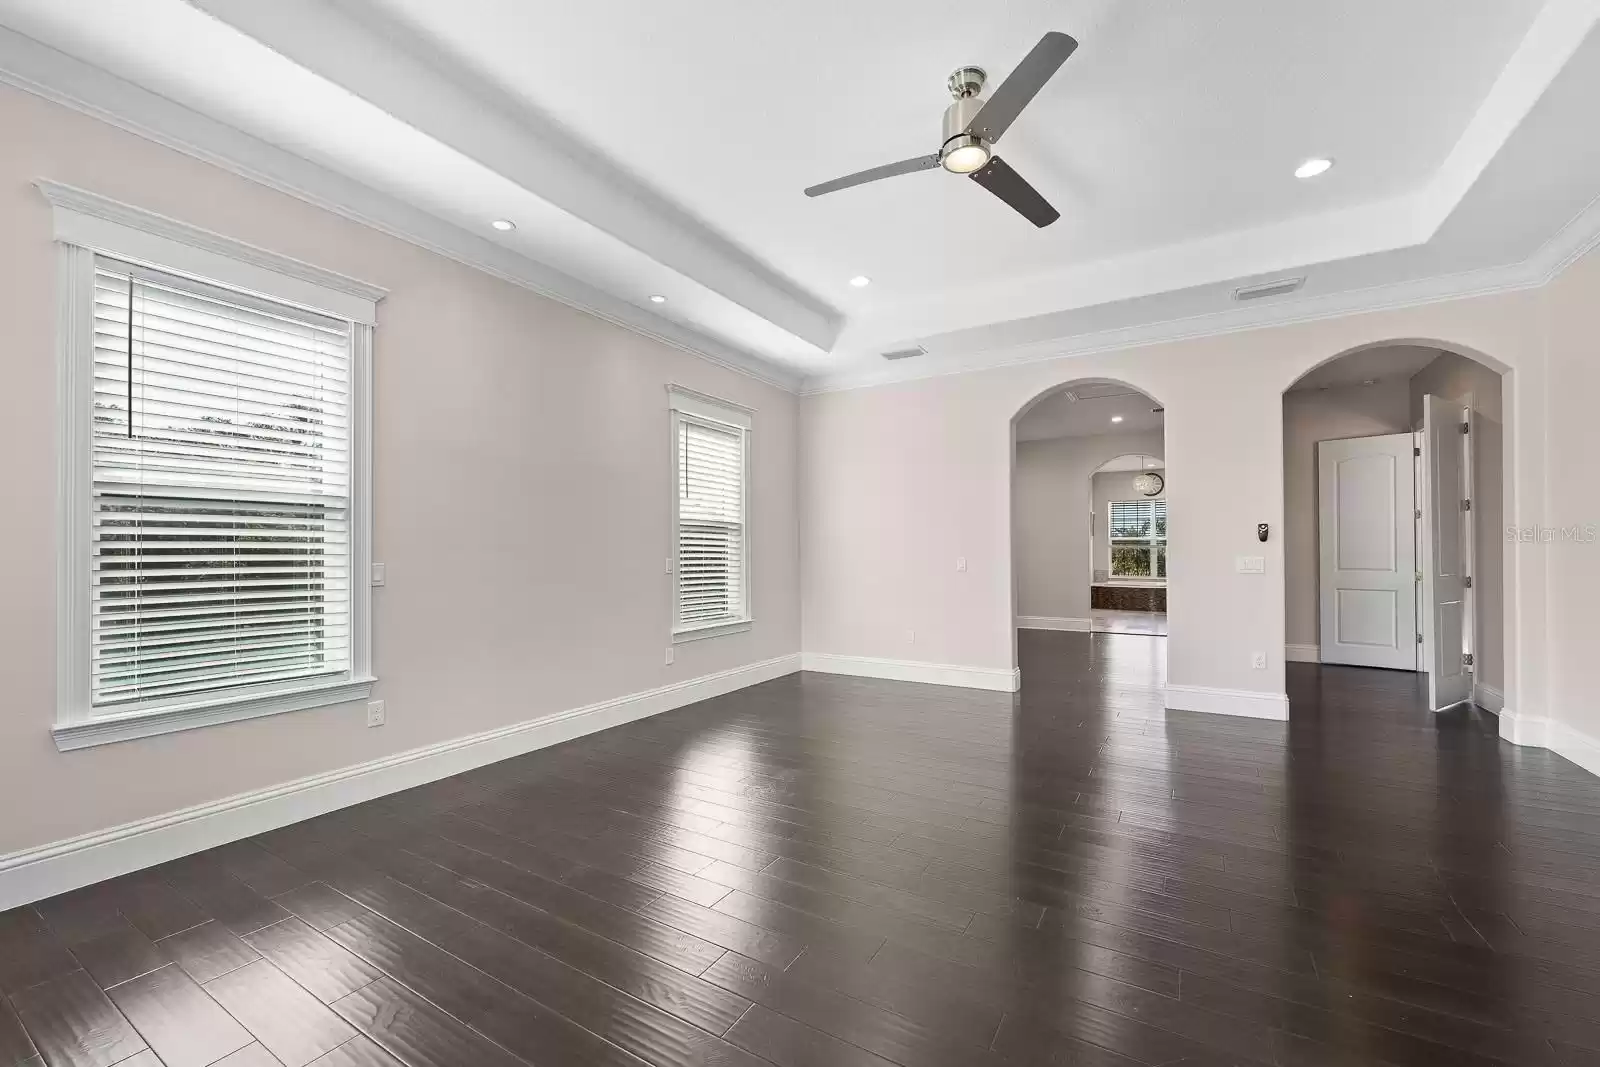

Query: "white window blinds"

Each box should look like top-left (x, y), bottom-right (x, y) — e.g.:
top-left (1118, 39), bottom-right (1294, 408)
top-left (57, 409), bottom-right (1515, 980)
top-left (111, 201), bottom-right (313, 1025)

top-left (1108, 498), bottom-right (1168, 579)
top-left (89, 259), bottom-right (353, 709)
top-left (672, 397), bottom-right (749, 633)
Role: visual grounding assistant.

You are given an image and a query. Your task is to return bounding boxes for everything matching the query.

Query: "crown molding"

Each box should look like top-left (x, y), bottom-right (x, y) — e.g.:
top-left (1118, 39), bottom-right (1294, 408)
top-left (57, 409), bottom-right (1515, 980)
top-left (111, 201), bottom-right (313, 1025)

top-left (801, 187), bottom-right (1600, 395)
top-left (0, 25), bottom-right (802, 393)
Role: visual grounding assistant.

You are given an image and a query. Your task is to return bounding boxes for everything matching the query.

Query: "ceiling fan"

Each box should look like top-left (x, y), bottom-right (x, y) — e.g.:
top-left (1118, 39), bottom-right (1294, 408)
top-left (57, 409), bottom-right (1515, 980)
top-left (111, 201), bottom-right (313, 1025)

top-left (803, 32), bottom-right (1078, 228)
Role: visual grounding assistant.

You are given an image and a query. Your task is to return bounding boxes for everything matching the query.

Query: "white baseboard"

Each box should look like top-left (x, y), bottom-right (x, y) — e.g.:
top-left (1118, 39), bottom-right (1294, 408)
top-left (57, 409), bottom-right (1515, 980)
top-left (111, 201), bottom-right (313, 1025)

top-left (0, 654), bottom-right (800, 910)
top-left (801, 653), bottom-right (1021, 693)
top-left (1550, 720), bottom-right (1600, 779)
top-left (1018, 616), bottom-right (1091, 632)
top-left (1166, 684), bottom-right (1290, 721)
top-left (1285, 644), bottom-right (1320, 663)
top-left (1499, 708), bottom-right (1600, 780)
top-left (1473, 682), bottom-right (1505, 713)
top-left (1498, 707), bottom-right (1548, 747)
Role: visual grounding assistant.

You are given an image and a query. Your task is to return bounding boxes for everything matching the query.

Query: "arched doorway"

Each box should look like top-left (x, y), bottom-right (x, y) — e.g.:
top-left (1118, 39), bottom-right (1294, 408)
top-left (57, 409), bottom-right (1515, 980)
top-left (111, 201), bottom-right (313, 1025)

top-left (1281, 341), bottom-right (1510, 715)
top-left (1013, 378), bottom-right (1167, 641)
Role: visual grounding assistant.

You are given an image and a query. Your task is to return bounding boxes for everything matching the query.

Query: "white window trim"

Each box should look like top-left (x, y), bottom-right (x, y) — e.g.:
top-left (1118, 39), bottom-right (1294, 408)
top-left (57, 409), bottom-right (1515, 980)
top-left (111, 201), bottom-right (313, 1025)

top-left (44, 181), bottom-right (384, 751)
top-left (668, 386), bottom-right (752, 642)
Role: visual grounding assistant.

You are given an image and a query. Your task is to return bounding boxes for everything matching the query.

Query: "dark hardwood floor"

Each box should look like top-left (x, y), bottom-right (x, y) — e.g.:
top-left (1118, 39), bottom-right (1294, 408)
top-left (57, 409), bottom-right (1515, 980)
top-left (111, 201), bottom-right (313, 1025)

top-left (6, 629), bottom-right (1600, 1067)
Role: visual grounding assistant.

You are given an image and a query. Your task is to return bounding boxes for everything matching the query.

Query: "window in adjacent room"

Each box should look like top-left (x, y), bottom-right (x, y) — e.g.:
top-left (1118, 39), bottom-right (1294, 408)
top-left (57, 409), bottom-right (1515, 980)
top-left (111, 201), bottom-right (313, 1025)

top-left (1109, 498), bottom-right (1168, 579)
top-left (669, 387), bottom-right (751, 640)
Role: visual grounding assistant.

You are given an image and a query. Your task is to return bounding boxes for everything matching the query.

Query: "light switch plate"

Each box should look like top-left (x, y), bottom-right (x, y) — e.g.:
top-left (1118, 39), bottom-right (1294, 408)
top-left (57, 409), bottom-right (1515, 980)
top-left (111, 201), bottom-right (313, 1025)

top-left (371, 562), bottom-right (386, 586)
top-left (956, 557), bottom-right (967, 572)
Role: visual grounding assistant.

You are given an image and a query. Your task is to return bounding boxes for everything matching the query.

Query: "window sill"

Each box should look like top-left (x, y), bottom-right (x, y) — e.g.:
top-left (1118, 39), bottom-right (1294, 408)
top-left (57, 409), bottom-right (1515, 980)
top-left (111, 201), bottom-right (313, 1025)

top-left (53, 676), bottom-right (377, 751)
top-left (672, 620), bottom-right (753, 644)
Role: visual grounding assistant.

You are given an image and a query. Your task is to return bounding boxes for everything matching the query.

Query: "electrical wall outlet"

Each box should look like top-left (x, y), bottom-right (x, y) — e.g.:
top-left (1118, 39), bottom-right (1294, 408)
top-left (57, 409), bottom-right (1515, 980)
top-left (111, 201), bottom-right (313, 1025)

top-left (366, 699), bottom-right (386, 727)
top-left (1251, 652), bottom-right (1267, 670)
top-left (665, 647), bottom-right (674, 666)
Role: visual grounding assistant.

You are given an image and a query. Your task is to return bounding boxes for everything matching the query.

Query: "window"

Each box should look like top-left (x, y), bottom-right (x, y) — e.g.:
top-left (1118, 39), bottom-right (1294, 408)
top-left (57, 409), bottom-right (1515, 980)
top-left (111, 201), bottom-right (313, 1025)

top-left (1109, 498), bottom-right (1167, 579)
top-left (47, 182), bottom-right (381, 749)
top-left (669, 387), bottom-right (751, 640)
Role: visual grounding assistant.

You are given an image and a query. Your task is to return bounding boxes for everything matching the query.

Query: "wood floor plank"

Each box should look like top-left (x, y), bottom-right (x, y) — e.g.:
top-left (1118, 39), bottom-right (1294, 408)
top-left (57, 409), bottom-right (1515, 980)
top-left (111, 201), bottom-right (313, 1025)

top-left (242, 918), bottom-right (383, 1005)
top-left (205, 959), bottom-right (359, 1066)
top-left (10, 970), bottom-right (147, 1067)
top-left (105, 964), bottom-right (253, 1067)
top-left (16, 633), bottom-right (1600, 1067)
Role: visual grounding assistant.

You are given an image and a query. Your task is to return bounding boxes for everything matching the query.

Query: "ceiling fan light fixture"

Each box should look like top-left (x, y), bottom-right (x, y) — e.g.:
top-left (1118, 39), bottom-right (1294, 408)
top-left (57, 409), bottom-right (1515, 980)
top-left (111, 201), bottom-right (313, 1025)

top-left (941, 136), bottom-right (991, 174)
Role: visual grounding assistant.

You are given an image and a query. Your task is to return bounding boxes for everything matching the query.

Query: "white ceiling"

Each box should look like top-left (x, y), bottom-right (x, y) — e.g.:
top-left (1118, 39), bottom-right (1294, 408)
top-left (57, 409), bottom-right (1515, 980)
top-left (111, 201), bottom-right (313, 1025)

top-left (2, 0), bottom-right (1596, 391)
top-left (1287, 345), bottom-right (1444, 392)
top-left (1015, 382), bottom-right (1163, 442)
top-left (1094, 454), bottom-right (1164, 473)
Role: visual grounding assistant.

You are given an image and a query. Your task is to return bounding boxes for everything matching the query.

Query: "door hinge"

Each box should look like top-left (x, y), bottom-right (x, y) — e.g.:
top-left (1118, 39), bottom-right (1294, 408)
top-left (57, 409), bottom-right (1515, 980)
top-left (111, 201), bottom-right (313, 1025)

top-left (1417, 633), bottom-right (1424, 644)
top-left (1413, 447), bottom-right (1421, 457)
top-left (1462, 499), bottom-right (1472, 512)
top-left (1461, 422), bottom-right (1470, 434)
top-left (1464, 575), bottom-right (1473, 588)
top-left (1464, 653), bottom-right (1474, 667)
top-left (1415, 508), bottom-right (1422, 520)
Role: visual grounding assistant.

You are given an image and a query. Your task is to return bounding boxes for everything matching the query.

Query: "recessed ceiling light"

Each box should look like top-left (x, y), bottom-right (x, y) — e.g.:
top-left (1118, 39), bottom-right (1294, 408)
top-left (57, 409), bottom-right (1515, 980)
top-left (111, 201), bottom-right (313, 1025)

top-left (1111, 415), bottom-right (1124, 423)
top-left (491, 219), bottom-right (516, 231)
top-left (1295, 157), bottom-right (1333, 179)
top-left (849, 275), bottom-right (871, 288)
top-left (648, 294), bottom-right (667, 304)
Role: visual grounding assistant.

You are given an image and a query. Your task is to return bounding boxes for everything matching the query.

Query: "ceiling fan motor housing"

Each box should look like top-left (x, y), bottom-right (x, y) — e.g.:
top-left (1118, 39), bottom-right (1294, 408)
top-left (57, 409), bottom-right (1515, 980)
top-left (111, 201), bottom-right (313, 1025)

top-left (940, 89), bottom-right (989, 169)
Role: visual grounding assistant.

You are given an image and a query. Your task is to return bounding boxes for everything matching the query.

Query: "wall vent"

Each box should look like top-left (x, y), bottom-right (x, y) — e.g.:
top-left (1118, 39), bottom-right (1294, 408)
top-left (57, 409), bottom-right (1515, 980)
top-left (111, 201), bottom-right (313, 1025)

top-left (1232, 276), bottom-right (1305, 302)
top-left (881, 346), bottom-right (927, 361)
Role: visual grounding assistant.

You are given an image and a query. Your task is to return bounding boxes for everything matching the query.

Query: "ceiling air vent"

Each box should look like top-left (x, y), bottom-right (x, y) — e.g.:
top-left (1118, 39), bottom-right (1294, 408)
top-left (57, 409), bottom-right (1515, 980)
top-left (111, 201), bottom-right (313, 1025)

top-left (1232, 276), bottom-right (1305, 302)
top-left (881, 346), bottom-right (927, 361)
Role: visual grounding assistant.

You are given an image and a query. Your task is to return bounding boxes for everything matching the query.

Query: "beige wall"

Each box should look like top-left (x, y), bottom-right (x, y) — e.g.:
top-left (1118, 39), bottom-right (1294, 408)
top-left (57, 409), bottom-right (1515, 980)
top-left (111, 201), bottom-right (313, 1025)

top-left (1409, 353), bottom-right (1506, 695)
top-left (1013, 432), bottom-right (1162, 621)
top-left (801, 285), bottom-right (1553, 715)
top-left (1544, 245), bottom-right (1600, 743)
top-left (1281, 380), bottom-right (1412, 650)
top-left (1091, 469), bottom-right (1167, 582)
top-left (0, 86), bottom-right (800, 856)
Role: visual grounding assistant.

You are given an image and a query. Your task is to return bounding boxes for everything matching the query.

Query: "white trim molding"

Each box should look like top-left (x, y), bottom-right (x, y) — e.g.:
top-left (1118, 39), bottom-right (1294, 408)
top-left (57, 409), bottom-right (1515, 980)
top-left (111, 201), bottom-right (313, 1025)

top-left (1285, 644), bottom-right (1320, 663)
top-left (1473, 682), bottom-right (1505, 713)
top-left (1549, 720), bottom-right (1600, 780)
top-left (37, 180), bottom-right (385, 323)
top-left (801, 653), bottom-right (1021, 693)
top-left (53, 677), bottom-right (378, 752)
top-left (50, 211), bottom-right (379, 750)
top-left (1498, 708), bottom-right (1550, 748)
top-left (1166, 684), bottom-right (1290, 721)
top-left (1018, 616), bottom-right (1092, 632)
top-left (3, 653), bottom-right (801, 909)
top-left (1497, 709), bottom-right (1600, 780)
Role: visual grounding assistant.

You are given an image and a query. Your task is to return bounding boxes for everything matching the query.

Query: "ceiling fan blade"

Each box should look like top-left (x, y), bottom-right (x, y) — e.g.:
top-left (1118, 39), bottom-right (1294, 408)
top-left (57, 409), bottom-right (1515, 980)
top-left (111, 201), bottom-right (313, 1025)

top-left (804, 154), bottom-right (940, 197)
top-left (966, 31), bottom-right (1078, 143)
top-left (970, 156), bottom-right (1060, 227)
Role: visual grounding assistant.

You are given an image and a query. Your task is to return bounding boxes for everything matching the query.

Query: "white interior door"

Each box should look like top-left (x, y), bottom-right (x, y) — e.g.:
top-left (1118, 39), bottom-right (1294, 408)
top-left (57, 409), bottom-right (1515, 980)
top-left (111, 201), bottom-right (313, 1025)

top-left (1318, 433), bottom-right (1418, 669)
top-left (1422, 395), bottom-right (1472, 709)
